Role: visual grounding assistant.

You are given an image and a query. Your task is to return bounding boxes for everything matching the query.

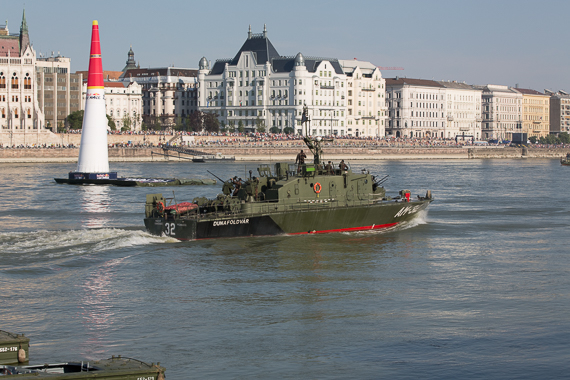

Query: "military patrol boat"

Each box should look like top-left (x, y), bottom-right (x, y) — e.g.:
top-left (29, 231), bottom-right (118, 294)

top-left (0, 356), bottom-right (165, 379)
top-left (0, 330), bottom-right (29, 365)
top-left (144, 107), bottom-right (433, 240)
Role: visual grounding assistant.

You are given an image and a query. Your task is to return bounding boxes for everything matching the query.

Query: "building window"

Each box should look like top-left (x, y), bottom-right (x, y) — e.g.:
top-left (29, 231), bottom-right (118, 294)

top-left (11, 74), bottom-right (18, 89)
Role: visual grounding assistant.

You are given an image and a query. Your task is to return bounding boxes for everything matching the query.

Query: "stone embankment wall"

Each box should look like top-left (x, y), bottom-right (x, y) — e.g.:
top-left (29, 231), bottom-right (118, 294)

top-left (1, 146), bottom-right (568, 163)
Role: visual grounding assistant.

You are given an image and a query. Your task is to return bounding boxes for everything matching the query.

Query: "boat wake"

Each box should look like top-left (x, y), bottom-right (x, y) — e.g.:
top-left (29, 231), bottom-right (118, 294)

top-left (341, 209), bottom-right (430, 236)
top-left (0, 228), bottom-right (179, 258)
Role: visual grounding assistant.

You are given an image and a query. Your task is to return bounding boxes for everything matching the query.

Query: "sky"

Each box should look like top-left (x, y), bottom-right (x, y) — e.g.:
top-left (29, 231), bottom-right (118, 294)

top-left (3, 0), bottom-right (569, 92)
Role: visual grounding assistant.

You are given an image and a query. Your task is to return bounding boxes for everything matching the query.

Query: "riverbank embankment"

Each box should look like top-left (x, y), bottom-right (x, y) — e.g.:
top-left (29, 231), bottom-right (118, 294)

top-left (0, 146), bottom-right (567, 163)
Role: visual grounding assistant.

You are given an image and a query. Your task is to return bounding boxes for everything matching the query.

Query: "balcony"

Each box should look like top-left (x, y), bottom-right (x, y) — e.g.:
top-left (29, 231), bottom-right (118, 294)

top-left (320, 84), bottom-right (334, 90)
top-left (362, 87), bottom-right (376, 92)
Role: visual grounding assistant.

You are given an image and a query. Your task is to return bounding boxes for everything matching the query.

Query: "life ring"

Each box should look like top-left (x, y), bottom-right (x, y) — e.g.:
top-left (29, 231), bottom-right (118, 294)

top-left (157, 201), bottom-right (165, 213)
top-left (313, 182), bottom-right (322, 194)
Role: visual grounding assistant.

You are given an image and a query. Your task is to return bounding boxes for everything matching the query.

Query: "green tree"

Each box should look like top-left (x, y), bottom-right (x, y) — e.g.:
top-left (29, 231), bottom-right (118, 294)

top-left (237, 120), bottom-right (245, 133)
top-left (255, 116), bottom-right (266, 133)
top-left (66, 110), bottom-right (84, 130)
top-left (151, 116), bottom-right (161, 130)
top-left (141, 121), bottom-right (148, 131)
top-left (228, 120), bottom-right (235, 133)
top-left (283, 126), bottom-right (295, 135)
top-left (559, 132), bottom-right (570, 144)
top-left (122, 115), bottom-right (132, 132)
top-left (106, 115), bottom-right (116, 131)
top-left (529, 136), bottom-right (538, 144)
top-left (174, 116), bottom-right (184, 131)
top-left (270, 126), bottom-right (280, 134)
top-left (539, 134), bottom-right (560, 144)
top-left (188, 111), bottom-right (204, 132)
top-left (203, 112), bottom-right (220, 133)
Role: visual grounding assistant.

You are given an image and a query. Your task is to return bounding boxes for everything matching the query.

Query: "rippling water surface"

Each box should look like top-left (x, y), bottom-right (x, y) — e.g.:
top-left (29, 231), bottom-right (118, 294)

top-left (1, 159), bottom-right (570, 379)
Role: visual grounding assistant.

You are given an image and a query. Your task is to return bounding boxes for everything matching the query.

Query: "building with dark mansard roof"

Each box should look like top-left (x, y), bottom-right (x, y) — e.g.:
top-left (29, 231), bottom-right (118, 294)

top-left (197, 25), bottom-right (348, 136)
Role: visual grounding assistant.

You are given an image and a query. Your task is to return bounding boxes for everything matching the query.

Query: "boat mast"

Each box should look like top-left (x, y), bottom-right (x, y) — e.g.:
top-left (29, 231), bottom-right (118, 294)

top-left (301, 105), bottom-right (323, 165)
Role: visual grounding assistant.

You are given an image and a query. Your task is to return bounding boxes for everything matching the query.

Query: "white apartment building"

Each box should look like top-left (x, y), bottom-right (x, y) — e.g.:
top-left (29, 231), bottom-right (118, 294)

top-left (121, 66), bottom-right (198, 129)
top-left (437, 81), bottom-right (482, 140)
top-left (385, 78), bottom-right (446, 138)
top-left (339, 59), bottom-right (387, 137)
top-left (474, 84), bottom-right (522, 140)
top-left (81, 80), bottom-right (143, 131)
top-left (198, 25), bottom-right (347, 136)
top-left (0, 10), bottom-right (46, 143)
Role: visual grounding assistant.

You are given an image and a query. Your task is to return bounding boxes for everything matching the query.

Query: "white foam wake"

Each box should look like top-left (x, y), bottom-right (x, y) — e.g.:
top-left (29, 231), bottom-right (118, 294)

top-left (0, 228), bottom-right (178, 257)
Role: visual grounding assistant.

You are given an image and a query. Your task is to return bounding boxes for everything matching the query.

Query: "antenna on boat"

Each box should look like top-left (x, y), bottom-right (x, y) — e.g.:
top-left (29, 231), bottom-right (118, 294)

top-left (301, 104), bottom-right (310, 137)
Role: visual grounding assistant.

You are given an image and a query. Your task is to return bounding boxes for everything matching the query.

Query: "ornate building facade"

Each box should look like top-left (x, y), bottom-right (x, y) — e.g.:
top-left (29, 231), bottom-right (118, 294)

top-left (122, 66), bottom-right (198, 129)
top-left (339, 59), bottom-right (387, 137)
top-left (385, 78), bottom-right (446, 138)
top-left (475, 84), bottom-right (522, 140)
top-left (437, 81), bottom-right (482, 140)
top-left (0, 10), bottom-right (46, 144)
top-left (197, 26), bottom-right (347, 136)
top-left (81, 80), bottom-right (143, 131)
top-left (516, 88), bottom-right (549, 139)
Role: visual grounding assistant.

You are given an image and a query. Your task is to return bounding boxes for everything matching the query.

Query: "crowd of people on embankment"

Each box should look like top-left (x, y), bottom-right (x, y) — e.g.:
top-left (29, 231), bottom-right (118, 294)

top-left (2, 131), bottom-right (570, 150)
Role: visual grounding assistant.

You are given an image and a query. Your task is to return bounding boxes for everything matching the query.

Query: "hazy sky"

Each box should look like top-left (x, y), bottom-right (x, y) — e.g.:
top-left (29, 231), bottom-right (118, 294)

top-left (3, 0), bottom-right (569, 92)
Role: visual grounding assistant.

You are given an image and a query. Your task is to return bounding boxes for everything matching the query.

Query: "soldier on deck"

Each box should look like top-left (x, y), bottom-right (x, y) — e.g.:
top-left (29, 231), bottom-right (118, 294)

top-left (295, 149), bottom-right (306, 172)
top-left (339, 160), bottom-right (348, 172)
top-left (325, 161), bottom-right (334, 175)
top-left (222, 179), bottom-right (234, 196)
top-left (232, 177), bottom-right (242, 197)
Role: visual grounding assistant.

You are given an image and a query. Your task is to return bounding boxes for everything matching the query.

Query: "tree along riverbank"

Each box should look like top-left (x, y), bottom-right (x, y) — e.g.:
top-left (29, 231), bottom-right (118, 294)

top-left (0, 146), bottom-right (568, 163)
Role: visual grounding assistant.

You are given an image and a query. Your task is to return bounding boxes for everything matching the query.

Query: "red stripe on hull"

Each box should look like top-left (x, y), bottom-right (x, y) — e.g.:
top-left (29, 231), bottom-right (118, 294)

top-left (289, 222), bottom-right (399, 235)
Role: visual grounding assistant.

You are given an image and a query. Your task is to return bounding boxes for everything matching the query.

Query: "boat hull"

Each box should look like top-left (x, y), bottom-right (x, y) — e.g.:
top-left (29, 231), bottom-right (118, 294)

top-left (144, 199), bottom-right (431, 240)
top-left (0, 331), bottom-right (29, 365)
top-left (0, 356), bottom-right (165, 379)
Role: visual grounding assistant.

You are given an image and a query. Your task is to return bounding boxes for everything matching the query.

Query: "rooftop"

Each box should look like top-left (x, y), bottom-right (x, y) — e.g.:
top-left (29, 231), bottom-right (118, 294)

top-left (386, 77), bottom-right (444, 88)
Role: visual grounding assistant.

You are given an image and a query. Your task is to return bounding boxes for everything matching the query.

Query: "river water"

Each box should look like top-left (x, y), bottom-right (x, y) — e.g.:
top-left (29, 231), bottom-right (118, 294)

top-left (1, 159), bottom-right (569, 379)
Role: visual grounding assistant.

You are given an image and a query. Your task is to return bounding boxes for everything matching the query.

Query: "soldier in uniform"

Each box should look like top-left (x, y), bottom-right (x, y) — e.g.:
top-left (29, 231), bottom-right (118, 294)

top-left (325, 161), bottom-right (334, 175)
top-left (295, 149), bottom-right (306, 172)
top-left (232, 177), bottom-right (242, 197)
top-left (339, 160), bottom-right (348, 171)
top-left (222, 179), bottom-right (234, 196)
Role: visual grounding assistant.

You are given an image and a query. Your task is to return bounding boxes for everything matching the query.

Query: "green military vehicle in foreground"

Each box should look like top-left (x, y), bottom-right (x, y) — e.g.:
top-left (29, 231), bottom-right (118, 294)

top-left (144, 106), bottom-right (433, 240)
top-left (0, 356), bottom-right (165, 379)
top-left (0, 330), bottom-right (29, 365)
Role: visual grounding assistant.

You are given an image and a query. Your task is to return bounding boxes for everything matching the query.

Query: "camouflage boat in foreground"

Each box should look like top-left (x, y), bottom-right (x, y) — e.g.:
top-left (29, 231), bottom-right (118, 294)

top-left (144, 107), bottom-right (433, 240)
top-left (0, 330), bottom-right (29, 365)
top-left (0, 356), bottom-right (165, 379)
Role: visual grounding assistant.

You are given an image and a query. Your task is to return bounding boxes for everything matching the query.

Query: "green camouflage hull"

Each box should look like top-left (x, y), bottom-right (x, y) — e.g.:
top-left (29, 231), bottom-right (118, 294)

top-left (0, 331), bottom-right (29, 365)
top-left (0, 356), bottom-right (165, 379)
top-left (145, 198), bottom-right (431, 240)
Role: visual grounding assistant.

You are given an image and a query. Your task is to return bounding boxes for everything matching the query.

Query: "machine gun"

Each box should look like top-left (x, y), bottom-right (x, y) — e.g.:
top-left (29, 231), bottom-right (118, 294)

top-left (374, 175), bottom-right (389, 186)
top-left (207, 170), bottom-right (225, 184)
